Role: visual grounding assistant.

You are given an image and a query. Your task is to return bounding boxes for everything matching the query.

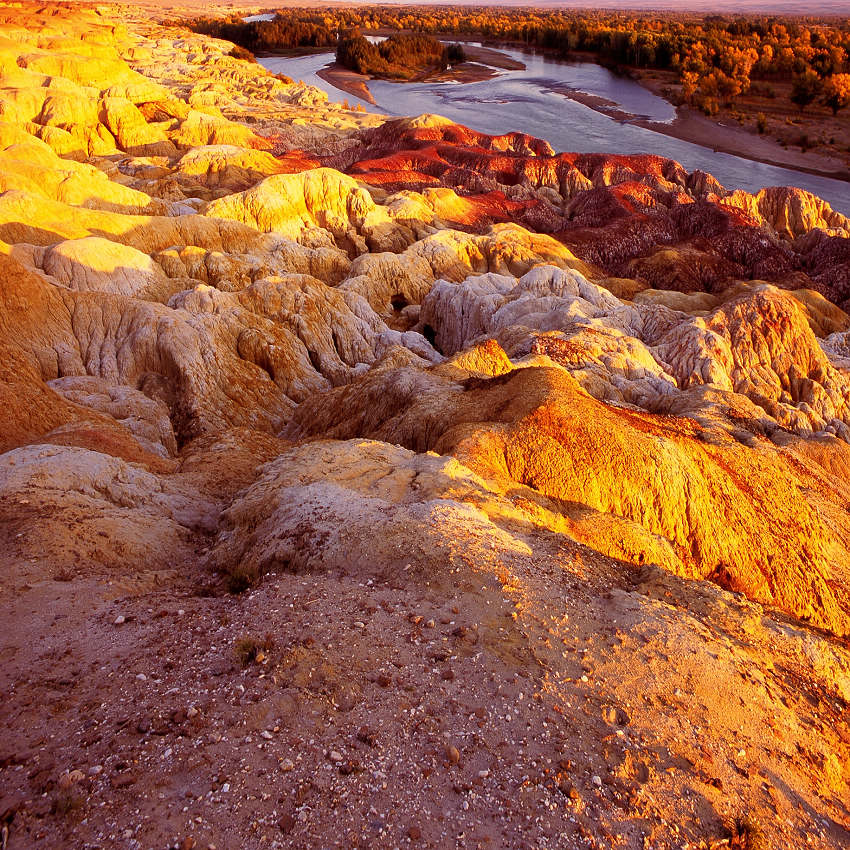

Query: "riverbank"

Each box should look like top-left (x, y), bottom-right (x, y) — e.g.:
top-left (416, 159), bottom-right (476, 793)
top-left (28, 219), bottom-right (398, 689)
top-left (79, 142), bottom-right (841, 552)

top-left (548, 83), bottom-right (850, 183)
top-left (634, 72), bottom-right (850, 183)
top-left (636, 105), bottom-right (850, 184)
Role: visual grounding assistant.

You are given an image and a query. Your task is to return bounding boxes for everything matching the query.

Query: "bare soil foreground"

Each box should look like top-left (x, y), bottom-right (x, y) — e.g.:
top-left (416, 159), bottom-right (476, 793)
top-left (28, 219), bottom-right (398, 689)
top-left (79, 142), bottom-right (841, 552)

top-left (0, 4), bottom-right (849, 850)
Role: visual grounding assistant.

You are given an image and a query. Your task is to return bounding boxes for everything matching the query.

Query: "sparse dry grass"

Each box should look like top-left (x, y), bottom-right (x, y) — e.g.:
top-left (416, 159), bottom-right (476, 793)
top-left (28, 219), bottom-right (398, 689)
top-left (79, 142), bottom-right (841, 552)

top-left (234, 633), bottom-right (275, 666)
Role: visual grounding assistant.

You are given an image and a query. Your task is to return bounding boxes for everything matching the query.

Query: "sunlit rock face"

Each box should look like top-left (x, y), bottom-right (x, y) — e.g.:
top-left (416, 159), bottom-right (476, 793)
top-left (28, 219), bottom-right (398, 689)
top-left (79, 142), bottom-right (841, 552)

top-left (323, 117), bottom-right (850, 309)
top-left (0, 6), bottom-right (848, 849)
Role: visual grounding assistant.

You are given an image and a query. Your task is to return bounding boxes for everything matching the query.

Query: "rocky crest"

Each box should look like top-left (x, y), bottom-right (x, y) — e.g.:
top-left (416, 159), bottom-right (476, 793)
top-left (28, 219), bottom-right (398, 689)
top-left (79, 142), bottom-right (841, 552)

top-left (0, 5), bottom-right (848, 850)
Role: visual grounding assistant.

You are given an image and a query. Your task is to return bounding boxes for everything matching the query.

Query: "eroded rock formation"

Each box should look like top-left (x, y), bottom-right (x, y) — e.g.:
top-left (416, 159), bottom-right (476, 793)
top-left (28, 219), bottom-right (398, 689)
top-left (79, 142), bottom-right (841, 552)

top-left (0, 6), bottom-right (848, 850)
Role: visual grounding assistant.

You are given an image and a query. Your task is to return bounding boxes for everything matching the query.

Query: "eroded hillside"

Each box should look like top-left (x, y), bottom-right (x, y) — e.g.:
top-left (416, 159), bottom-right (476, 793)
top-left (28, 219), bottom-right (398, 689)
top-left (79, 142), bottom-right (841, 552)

top-left (0, 4), bottom-right (848, 849)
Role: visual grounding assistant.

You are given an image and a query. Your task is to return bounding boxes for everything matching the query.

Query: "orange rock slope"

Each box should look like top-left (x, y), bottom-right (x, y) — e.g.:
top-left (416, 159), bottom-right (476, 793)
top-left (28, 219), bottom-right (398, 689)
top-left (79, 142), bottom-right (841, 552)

top-left (0, 4), bottom-right (848, 850)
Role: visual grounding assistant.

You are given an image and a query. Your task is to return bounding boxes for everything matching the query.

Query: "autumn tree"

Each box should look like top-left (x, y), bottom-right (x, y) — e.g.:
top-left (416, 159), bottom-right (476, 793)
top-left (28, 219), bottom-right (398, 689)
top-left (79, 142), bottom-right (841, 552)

top-left (822, 73), bottom-right (850, 115)
top-left (790, 70), bottom-right (822, 111)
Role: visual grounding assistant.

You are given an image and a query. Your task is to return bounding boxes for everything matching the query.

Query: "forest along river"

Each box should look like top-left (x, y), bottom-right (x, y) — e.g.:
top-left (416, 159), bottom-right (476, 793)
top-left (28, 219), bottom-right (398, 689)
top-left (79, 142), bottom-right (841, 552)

top-left (261, 45), bottom-right (850, 214)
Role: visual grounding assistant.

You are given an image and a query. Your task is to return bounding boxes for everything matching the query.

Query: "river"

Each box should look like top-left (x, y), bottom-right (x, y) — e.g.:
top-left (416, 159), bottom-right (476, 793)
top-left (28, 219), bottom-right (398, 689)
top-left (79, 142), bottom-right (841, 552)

top-left (260, 46), bottom-right (850, 214)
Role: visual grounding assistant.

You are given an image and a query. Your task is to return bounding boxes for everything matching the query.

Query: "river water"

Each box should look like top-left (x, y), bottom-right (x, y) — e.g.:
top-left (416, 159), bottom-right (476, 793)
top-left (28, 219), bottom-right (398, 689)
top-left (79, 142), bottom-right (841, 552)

top-left (261, 46), bottom-right (850, 214)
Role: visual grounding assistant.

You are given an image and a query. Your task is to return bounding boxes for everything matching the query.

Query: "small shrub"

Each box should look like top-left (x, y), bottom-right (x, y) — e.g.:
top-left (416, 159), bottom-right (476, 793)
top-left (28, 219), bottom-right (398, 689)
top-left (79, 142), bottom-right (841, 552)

top-left (756, 112), bottom-right (767, 134)
top-left (52, 788), bottom-right (83, 817)
top-left (226, 563), bottom-right (259, 594)
top-left (235, 633), bottom-right (275, 666)
top-left (727, 815), bottom-right (765, 850)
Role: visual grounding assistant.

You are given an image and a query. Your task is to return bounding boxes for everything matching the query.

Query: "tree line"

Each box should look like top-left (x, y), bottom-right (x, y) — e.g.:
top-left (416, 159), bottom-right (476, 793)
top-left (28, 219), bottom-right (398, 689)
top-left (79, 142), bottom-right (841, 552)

top-left (185, 8), bottom-right (850, 116)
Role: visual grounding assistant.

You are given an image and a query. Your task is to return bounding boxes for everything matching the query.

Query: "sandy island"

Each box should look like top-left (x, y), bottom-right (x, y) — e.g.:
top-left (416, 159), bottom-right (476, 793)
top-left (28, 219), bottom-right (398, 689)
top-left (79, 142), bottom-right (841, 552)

top-left (317, 63), bottom-right (376, 105)
top-left (318, 44), bottom-right (526, 108)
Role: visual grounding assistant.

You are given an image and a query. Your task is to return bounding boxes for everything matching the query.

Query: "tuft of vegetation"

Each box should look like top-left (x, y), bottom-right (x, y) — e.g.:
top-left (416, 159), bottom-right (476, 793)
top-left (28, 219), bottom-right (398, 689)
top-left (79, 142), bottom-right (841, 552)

top-left (726, 815), bottom-right (765, 850)
top-left (51, 789), bottom-right (84, 817)
top-left (235, 633), bottom-right (275, 666)
top-left (226, 562), bottom-right (259, 594)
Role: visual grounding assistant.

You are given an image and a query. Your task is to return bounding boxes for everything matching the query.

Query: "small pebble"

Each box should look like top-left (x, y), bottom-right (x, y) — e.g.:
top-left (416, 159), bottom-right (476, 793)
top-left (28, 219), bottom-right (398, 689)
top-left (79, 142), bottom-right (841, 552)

top-left (114, 615), bottom-right (126, 625)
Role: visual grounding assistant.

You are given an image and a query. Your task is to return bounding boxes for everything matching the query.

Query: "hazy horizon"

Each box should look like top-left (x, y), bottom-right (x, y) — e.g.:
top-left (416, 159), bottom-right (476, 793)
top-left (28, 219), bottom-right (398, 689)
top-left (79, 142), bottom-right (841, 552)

top-left (281, 0), bottom-right (849, 15)
top-left (162, 0), bottom-right (850, 17)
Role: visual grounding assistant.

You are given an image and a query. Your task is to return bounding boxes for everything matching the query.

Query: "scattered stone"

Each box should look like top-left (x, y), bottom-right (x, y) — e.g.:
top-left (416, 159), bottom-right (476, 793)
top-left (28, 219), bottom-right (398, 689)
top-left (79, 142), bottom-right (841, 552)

top-left (356, 727), bottom-right (377, 747)
top-left (446, 745), bottom-right (460, 765)
top-left (110, 773), bottom-right (136, 789)
top-left (114, 615), bottom-right (126, 625)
